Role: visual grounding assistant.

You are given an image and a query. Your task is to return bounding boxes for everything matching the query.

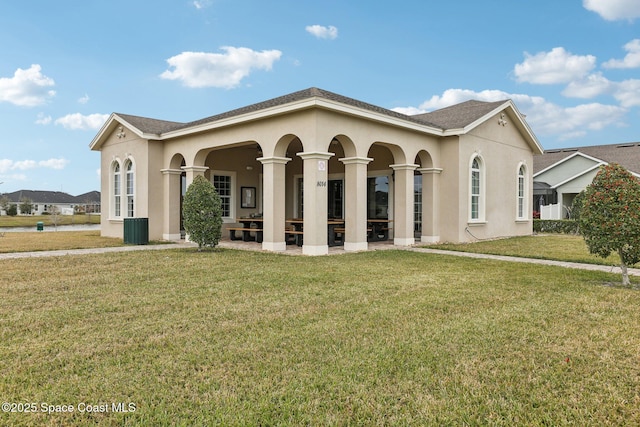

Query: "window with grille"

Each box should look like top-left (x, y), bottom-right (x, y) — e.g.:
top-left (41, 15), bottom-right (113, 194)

top-left (125, 160), bottom-right (134, 217)
top-left (213, 174), bottom-right (232, 218)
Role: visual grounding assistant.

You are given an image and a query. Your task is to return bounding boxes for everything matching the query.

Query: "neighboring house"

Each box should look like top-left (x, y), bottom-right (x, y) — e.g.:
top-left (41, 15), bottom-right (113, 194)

top-left (1, 190), bottom-right (101, 215)
top-left (533, 142), bottom-right (640, 219)
top-left (75, 190), bottom-right (102, 213)
top-left (90, 87), bottom-right (542, 255)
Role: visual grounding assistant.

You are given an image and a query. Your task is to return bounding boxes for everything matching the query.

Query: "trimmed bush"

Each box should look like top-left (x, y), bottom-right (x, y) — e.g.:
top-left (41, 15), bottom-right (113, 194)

top-left (533, 219), bottom-right (579, 234)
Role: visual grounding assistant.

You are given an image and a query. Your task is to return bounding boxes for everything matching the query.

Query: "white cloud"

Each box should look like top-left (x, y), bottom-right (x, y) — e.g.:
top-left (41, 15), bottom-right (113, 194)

top-left (305, 25), bottom-right (338, 40)
top-left (0, 159), bottom-right (14, 174)
top-left (192, 0), bottom-right (212, 9)
top-left (614, 79), bottom-right (640, 107)
top-left (0, 64), bottom-right (56, 107)
top-left (393, 88), bottom-right (627, 141)
top-left (35, 112), bottom-right (52, 125)
top-left (603, 39), bottom-right (640, 69)
top-left (583, 0), bottom-right (640, 21)
top-left (0, 158), bottom-right (68, 173)
top-left (513, 47), bottom-right (596, 85)
top-left (160, 47), bottom-right (282, 89)
top-left (561, 72), bottom-right (613, 98)
top-left (54, 113), bottom-right (109, 130)
top-left (38, 158), bottom-right (69, 170)
top-left (78, 93), bottom-right (90, 104)
top-left (12, 160), bottom-right (37, 170)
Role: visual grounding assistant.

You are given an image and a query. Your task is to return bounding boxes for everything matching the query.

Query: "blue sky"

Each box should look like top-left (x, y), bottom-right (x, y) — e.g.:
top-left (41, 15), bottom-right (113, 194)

top-left (1, 0), bottom-right (639, 195)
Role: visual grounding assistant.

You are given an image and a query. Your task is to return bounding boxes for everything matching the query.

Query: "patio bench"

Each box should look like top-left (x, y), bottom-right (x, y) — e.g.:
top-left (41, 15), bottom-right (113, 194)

top-left (285, 230), bottom-right (304, 246)
top-left (228, 227), bottom-right (263, 243)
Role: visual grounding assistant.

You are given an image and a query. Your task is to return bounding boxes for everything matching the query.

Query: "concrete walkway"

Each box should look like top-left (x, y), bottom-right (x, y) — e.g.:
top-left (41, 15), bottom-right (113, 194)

top-left (1, 240), bottom-right (638, 278)
top-left (407, 247), bottom-right (640, 277)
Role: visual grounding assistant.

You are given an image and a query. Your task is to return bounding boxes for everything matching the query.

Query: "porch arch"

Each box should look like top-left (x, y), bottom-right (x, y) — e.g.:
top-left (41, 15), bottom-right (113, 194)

top-left (161, 153), bottom-right (186, 240)
top-left (415, 150), bottom-right (442, 243)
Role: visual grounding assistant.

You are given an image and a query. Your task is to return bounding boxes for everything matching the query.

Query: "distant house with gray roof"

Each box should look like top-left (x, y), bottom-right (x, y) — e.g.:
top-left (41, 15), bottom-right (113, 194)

top-left (1, 190), bottom-right (100, 215)
top-left (90, 87), bottom-right (542, 254)
top-left (533, 142), bottom-right (640, 219)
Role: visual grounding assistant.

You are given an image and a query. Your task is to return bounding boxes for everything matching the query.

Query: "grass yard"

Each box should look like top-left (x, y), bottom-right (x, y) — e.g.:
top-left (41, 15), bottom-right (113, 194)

top-left (1, 248), bottom-right (639, 425)
top-left (425, 233), bottom-right (627, 266)
top-left (0, 214), bottom-right (101, 228)
top-left (0, 231), bottom-right (123, 253)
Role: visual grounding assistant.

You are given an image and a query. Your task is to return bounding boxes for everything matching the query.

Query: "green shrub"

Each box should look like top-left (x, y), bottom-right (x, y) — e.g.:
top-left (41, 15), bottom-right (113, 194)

top-left (533, 219), bottom-right (579, 234)
top-left (182, 175), bottom-right (223, 251)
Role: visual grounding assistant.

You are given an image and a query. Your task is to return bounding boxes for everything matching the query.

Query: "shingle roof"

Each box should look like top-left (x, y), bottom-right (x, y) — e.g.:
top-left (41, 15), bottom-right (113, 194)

top-left (112, 88), bottom-right (512, 136)
top-left (115, 114), bottom-right (185, 135)
top-left (180, 87), bottom-right (443, 130)
top-left (2, 190), bottom-right (100, 204)
top-left (75, 191), bottom-right (101, 203)
top-left (534, 142), bottom-right (640, 175)
top-left (412, 100), bottom-right (508, 129)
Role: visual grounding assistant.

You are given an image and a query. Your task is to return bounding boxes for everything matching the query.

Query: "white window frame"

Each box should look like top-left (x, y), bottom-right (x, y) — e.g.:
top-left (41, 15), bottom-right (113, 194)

top-left (125, 158), bottom-right (135, 218)
top-left (111, 160), bottom-right (122, 219)
top-left (211, 170), bottom-right (236, 222)
top-left (469, 154), bottom-right (486, 223)
top-left (517, 163), bottom-right (527, 220)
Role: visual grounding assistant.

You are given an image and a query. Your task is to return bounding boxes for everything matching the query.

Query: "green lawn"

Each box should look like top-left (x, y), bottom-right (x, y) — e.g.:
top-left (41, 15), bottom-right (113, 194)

top-left (1, 249), bottom-right (639, 425)
top-left (0, 231), bottom-right (123, 253)
top-left (0, 214), bottom-right (100, 228)
top-left (425, 233), bottom-right (627, 266)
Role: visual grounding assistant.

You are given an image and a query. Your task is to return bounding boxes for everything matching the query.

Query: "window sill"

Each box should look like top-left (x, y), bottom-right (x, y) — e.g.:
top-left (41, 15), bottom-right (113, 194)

top-left (108, 218), bottom-right (123, 223)
top-left (515, 219), bottom-right (529, 223)
top-left (467, 221), bottom-right (487, 226)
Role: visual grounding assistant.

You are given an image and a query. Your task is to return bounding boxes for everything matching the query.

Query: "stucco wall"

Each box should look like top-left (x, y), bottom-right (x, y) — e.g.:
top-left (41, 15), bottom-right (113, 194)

top-left (439, 114), bottom-right (535, 243)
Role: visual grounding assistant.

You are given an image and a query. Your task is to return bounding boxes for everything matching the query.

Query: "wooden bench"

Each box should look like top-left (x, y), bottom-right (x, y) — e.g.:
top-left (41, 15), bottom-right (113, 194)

top-left (228, 227), bottom-right (263, 243)
top-left (332, 227), bottom-right (372, 245)
top-left (285, 230), bottom-right (304, 246)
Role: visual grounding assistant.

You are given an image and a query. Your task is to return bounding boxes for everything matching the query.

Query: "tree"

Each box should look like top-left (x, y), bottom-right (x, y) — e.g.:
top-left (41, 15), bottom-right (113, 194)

top-left (580, 163), bottom-right (640, 287)
top-left (182, 175), bottom-right (223, 251)
top-left (6, 204), bottom-right (17, 216)
top-left (0, 195), bottom-right (10, 215)
top-left (19, 197), bottom-right (33, 215)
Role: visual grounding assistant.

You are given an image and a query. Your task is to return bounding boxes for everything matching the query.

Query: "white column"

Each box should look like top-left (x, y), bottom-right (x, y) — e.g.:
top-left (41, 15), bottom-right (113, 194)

top-left (258, 156), bottom-right (291, 252)
top-left (160, 168), bottom-right (183, 240)
top-left (391, 163), bottom-right (419, 246)
top-left (418, 167), bottom-right (442, 243)
top-left (298, 151), bottom-right (334, 255)
top-left (181, 165), bottom-right (208, 188)
top-left (340, 157), bottom-right (373, 252)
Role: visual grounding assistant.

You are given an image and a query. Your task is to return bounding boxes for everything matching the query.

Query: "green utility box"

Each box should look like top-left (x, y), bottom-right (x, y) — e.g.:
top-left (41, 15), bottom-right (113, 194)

top-left (36, 221), bottom-right (44, 231)
top-left (123, 218), bottom-right (149, 245)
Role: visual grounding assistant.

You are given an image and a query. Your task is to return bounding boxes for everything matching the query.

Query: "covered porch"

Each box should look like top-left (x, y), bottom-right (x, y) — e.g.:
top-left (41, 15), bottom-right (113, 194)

top-left (162, 132), bottom-right (441, 256)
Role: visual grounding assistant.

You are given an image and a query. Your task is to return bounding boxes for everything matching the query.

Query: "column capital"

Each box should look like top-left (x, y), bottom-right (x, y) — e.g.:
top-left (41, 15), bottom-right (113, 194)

top-left (390, 163), bottom-right (419, 171)
top-left (181, 165), bottom-right (209, 173)
top-left (297, 151), bottom-right (334, 161)
top-left (160, 168), bottom-right (183, 175)
top-left (257, 156), bottom-right (291, 165)
top-left (339, 156), bottom-right (373, 165)
top-left (417, 167), bottom-right (443, 175)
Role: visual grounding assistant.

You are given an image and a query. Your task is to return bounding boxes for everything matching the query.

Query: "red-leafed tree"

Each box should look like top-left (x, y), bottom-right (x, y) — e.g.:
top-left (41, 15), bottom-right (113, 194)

top-left (580, 163), bottom-right (640, 287)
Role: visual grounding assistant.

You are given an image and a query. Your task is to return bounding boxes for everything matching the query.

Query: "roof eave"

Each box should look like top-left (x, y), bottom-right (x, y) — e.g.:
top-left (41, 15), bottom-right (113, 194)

top-left (89, 114), bottom-right (152, 150)
top-left (533, 151), bottom-right (603, 178)
top-left (441, 101), bottom-right (543, 153)
top-left (160, 96), bottom-right (445, 140)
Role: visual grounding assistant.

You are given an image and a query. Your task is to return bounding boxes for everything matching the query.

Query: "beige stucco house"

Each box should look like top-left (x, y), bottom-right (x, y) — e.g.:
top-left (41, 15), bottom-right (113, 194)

top-left (90, 87), bottom-right (542, 255)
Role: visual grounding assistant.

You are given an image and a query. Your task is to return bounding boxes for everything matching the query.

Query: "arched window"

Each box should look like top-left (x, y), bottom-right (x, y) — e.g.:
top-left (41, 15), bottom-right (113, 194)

top-left (470, 155), bottom-right (484, 221)
top-left (112, 161), bottom-right (121, 218)
top-left (517, 164), bottom-right (526, 219)
top-left (125, 159), bottom-right (135, 217)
